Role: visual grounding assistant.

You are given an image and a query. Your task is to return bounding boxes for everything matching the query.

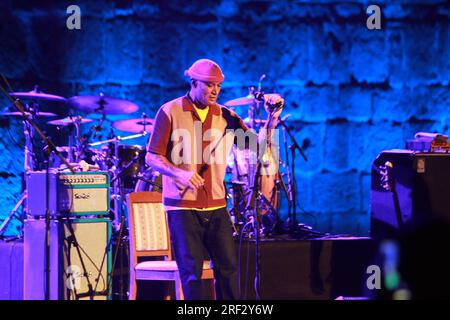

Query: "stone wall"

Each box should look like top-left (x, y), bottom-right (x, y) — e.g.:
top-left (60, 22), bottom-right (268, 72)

top-left (0, 0), bottom-right (448, 236)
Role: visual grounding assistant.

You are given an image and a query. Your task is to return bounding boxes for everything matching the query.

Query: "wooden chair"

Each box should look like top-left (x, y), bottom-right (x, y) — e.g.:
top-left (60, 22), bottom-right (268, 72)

top-left (127, 191), bottom-right (215, 300)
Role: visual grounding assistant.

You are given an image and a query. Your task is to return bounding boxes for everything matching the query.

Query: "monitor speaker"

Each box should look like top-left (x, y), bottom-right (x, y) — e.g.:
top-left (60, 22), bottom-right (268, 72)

top-left (370, 150), bottom-right (450, 240)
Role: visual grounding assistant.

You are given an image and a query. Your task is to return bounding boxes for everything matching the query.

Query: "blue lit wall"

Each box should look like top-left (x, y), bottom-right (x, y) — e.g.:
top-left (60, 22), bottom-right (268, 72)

top-left (0, 0), bottom-right (448, 236)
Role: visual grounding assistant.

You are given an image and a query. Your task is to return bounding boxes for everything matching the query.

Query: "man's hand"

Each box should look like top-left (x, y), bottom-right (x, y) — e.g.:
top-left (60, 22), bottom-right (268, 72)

top-left (264, 94), bottom-right (284, 119)
top-left (176, 170), bottom-right (205, 190)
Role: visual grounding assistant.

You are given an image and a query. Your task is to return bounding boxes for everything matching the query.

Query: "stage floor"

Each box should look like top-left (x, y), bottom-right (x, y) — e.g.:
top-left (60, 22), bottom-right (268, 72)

top-left (0, 236), bottom-right (375, 300)
top-left (235, 236), bottom-right (375, 300)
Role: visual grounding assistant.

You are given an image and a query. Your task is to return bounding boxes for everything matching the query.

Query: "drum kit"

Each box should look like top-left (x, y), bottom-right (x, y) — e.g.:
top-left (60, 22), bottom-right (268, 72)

top-left (223, 84), bottom-right (314, 238)
top-left (0, 81), bottom-right (313, 240)
top-left (0, 85), bottom-right (155, 236)
top-left (223, 87), bottom-right (283, 237)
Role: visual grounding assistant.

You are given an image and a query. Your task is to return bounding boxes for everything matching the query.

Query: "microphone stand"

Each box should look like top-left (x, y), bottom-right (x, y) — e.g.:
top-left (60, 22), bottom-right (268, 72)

top-left (277, 117), bottom-right (309, 237)
top-left (277, 117), bottom-right (307, 163)
top-left (39, 131), bottom-right (75, 300)
top-left (243, 108), bottom-right (278, 300)
top-left (281, 122), bottom-right (293, 229)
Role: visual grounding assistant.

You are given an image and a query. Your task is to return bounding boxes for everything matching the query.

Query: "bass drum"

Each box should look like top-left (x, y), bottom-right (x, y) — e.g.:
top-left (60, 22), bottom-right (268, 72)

top-left (134, 167), bottom-right (163, 193)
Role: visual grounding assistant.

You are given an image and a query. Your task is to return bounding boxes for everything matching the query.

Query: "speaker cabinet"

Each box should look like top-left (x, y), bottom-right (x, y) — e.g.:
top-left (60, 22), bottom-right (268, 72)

top-left (371, 150), bottom-right (450, 240)
top-left (24, 218), bottom-right (111, 300)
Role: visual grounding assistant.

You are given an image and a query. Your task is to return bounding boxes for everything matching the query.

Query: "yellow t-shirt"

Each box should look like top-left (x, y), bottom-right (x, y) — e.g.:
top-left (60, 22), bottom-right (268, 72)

top-left (193, 104), bottom-right (209, 123)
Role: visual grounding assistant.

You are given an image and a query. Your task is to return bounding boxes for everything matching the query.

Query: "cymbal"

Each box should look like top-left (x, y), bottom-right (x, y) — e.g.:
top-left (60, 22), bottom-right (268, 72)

top-left (229, 180), bottom-right (247, 185)
top-left (112, 118), bottom-right (154, 133)
top-left (0, 111), bottom-right (57, 117)
top-left (67, 95), bottom-right (139, 114)
top-left (224, 94), bottom-right (254, 107)
top-left (224, 93), bottom-right (278, 107)
top-left (48, 116), bottom-right (93, 126)
top-left (9, 86), bottom-right (66, 102)
top-left (243, 117), bottom-right (267, 125)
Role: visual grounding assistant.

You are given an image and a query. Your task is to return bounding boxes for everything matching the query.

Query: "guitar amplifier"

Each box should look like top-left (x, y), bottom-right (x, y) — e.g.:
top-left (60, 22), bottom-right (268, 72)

top-left (26, 170), bottom-right (110, 216)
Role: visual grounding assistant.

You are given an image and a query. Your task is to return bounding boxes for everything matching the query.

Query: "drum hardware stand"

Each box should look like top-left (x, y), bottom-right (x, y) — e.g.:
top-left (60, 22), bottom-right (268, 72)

top-left (111, 136), bottom-right (121, 231)
top-left (260, 171), bottom-right (287, 236)
top-left (93, 113), bottom-right (106, 139)
top-left (0, 105), bottom-right (36, 238)
top-left (228, 180), bottom-right (246, 236)
top-left (108, 152), bottom-right (133, 300)
top-left (90, 134), bottom-right (132, 299)
top-left (247, 87), bottom-right (265, 131)
top-left (73, 115), bottom-right (85, 163)
top-left (223, 181), bottom-right (240, 237)
top-left (64, 115), bottom-right (78, 163)
top-left (68, 128), bottom-right (75, 163)
top-left (0, 192), bottom-right (27, 239)
top-left (247, 74), bottom-right (266, 130)
top-left (106, 141), bottom-right (142, 299)
top-left (228, 146), bottom-right (249, 232)
top-left (141, 112), bottom-right (149, 131)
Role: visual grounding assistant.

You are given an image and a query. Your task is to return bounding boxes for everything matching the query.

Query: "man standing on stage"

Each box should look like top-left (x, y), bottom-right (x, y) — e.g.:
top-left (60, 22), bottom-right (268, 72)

top-left (146, 58), bottom-right (283, 299)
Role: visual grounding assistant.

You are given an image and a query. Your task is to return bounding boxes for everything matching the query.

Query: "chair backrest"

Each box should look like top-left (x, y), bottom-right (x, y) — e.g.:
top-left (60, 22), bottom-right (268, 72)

top-left (127, 191), bottom-right (172, 263)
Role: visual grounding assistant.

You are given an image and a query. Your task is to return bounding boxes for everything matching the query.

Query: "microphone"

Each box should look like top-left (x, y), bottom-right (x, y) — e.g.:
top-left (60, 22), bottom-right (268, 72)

top-left (253, 92), bottom-right (283, 112)
top-left (253, 91), bottom-right (265, 102)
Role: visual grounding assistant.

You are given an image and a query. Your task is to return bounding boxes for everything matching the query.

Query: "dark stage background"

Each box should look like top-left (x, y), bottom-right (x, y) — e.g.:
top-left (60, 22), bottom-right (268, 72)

top-left (0, 0), bottom-right (448, 237)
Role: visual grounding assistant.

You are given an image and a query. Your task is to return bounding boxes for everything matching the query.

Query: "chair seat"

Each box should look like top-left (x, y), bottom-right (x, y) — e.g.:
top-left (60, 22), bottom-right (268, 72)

top-left (135, 260), bottom-right (214, 282)
top-left (136, 260), bottom-right (178, 271)
top-left (136, 260), bottom-right (212, 272)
